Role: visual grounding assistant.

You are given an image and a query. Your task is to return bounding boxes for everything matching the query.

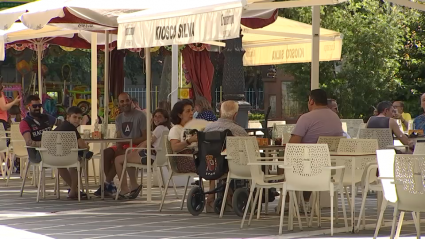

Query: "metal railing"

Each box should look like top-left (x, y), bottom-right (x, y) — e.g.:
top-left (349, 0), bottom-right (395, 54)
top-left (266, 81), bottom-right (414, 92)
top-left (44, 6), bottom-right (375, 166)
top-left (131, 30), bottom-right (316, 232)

top-left (124, 86), bottom-right (264, 110)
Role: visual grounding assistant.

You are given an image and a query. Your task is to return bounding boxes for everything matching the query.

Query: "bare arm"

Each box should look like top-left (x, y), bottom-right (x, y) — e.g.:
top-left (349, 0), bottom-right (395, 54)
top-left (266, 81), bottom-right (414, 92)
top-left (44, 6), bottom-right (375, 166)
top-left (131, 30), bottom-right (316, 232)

top-left (22, 132), bottom-right (41, 147)
top-left (0, 97), bottom-right (19, 111)
top-left (77, 138), bottom-right (89, 150)
top-left (170, 135), bottom-right (197, 152)
top-left (81, 115), bottom-right (89, 125)
top-left (132, 129), bottom-right (147, 145)
top-left (288, 135), bottom-right (303, 144)
top-left (390, 119), bottom-right (411, 146)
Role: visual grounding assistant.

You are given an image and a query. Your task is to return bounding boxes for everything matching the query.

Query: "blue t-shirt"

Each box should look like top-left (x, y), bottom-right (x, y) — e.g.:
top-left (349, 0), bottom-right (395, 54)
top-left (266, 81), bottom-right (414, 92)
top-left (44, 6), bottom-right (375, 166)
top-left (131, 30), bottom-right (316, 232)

top-left (196, 110), bottom-right (217, 122)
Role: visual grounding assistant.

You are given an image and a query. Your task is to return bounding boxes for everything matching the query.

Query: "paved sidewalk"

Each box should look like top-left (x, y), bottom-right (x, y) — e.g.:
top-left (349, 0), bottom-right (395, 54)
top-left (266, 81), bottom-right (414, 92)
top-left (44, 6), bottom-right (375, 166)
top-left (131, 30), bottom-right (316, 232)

top-left (0, 175), bottom-right (422, 239)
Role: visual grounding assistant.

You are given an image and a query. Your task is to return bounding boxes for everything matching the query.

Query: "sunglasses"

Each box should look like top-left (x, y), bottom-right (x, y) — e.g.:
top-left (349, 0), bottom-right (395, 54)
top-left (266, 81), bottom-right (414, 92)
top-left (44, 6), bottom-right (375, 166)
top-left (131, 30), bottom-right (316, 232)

top-left (30, 104), bottom-right (43, 109)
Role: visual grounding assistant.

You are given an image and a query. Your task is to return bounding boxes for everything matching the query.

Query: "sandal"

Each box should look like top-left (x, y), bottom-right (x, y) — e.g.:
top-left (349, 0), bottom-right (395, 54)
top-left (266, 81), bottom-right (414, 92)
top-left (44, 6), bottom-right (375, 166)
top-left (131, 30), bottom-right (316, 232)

top-left (127, 185), bottom-right (143, 199)
top-left (117, 193), bottom-right (130, 200)
top-left (67, 191), bottom-right (89, 200)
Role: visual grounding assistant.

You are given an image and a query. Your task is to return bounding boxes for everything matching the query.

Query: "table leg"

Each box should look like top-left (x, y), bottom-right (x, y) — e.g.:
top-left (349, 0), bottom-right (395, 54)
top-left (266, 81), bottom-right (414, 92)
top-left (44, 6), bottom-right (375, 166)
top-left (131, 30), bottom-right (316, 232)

top-left (351, 157), bottom-right (355, 232)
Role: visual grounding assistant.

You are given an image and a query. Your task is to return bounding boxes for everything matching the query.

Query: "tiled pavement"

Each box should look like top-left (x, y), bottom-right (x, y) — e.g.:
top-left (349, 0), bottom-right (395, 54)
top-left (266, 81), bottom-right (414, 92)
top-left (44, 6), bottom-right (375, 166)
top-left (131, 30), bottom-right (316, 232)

top-left (0, 174), bottom-right (423, 239)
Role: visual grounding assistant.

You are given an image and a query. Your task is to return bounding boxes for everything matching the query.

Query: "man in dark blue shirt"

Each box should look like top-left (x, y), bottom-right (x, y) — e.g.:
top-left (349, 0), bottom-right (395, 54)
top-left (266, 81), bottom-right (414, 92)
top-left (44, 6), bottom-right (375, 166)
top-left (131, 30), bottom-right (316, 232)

top-left (19, 95), bottom-right (58, 163)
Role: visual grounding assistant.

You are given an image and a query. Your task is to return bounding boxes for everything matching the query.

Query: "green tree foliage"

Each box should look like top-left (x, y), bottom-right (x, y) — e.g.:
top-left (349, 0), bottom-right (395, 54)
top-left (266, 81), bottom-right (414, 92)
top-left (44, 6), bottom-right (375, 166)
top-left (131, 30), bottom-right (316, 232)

top-left (279, 0), bottom-right (417, 119)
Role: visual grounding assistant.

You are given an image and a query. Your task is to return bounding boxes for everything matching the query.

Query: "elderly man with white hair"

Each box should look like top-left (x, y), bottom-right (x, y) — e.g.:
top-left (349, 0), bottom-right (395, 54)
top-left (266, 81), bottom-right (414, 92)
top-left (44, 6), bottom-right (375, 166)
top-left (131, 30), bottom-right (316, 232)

top-left (203, 101), bottom-right (248, 136)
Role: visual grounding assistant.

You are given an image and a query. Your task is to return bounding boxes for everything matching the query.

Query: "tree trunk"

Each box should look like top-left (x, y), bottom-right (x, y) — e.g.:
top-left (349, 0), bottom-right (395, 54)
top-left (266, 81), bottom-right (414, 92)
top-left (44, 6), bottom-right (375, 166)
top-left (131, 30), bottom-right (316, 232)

top-left (158, 54), bottom-right (171, 102)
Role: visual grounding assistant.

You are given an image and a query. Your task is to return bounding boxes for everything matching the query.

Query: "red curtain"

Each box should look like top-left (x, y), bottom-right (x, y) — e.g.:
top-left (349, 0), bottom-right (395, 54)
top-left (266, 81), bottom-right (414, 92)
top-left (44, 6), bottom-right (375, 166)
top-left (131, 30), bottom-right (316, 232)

top-left (109, 49), bottom-right (125, 97)
top-left (181, 46), bottom-right (214, 102)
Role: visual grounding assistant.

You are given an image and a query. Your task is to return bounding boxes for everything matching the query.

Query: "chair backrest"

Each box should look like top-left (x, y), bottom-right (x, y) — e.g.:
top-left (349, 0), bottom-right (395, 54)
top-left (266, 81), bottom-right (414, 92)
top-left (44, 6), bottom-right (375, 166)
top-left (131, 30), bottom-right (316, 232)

top-left (276, 124), bottom-right (295, 144)
top-left (226, 136), bottom-right (258, 179)
top-left (341, 119), bottom-right (364, 139)
top-left (317, 136), bottom-right (345, 152)
top-left (164, 135), bottom-right (180, 173)
top-left (11, 124), bottom-right (27, 157)
top-left (154, 132), bottom-right (169, 167)
top-left (39, 131), bottom-right (79, 167)
top-left (284, 143), bottom-right (332, 191)
top-left (377, 149), bottom-right (397, 203)
top-left (0, 124), bottom-right (8, 152)
top-left (335, 138), bottom-right (378, 184)
top-left (394, 154), bottom-right (425, 210)
top-left (244, 137), bottom-right (267, 184)
top-left (358, 128), bottom-right (393, 149)
top-left (337, 138), bottom-right (378, 154)
top-left (413, 143), bottom-right (425, 155)
top-left (267, 121), bottom-right (286, 127)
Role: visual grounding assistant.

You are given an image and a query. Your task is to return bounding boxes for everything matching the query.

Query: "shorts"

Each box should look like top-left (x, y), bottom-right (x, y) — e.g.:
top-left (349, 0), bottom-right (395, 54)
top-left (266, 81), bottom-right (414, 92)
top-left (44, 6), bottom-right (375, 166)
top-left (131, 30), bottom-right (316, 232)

top-left (138, 150), bottom-right (155, 165)
top-left (27, 148), bottom-right (42, 164)
top-left (110, 144), bottom-right (138, 152)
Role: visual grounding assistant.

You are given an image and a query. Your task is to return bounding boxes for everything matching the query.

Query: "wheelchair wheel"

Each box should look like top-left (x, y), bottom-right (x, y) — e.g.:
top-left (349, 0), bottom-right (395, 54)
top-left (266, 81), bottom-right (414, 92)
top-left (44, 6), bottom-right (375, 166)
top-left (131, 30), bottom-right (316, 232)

top-left (187, 187), bottom-right (205, 216)
top-left (213, 197), bottom-right (223, 215)
top-left (232, 188), bottom-right (249, 217)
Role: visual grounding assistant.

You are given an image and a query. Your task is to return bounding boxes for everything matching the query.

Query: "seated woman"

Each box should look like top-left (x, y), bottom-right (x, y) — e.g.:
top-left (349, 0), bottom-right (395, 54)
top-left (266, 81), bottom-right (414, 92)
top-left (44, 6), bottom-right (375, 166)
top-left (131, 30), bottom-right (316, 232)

top-left (115, 109), bottom-right (171, 199)
top-left (168, 100), bottom-right (198, 173)
top-left (194, 96), bottom-right (217, 122)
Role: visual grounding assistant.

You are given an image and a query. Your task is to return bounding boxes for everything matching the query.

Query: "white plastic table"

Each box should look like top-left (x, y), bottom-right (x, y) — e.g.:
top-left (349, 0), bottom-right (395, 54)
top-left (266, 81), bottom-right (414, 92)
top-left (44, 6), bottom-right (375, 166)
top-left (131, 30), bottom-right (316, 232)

top-left (85, 138), bottom-right (132, 200)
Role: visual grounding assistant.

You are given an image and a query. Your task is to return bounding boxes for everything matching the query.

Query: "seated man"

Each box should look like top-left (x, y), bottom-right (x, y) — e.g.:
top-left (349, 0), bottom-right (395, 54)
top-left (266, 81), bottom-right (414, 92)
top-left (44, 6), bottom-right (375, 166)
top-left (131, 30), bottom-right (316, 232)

top-left (290, 89), bottom-right (343, 144)
top-left (203, 101), bottom-right (248, 136)
top-left (203, 100), bottom-right (248, 211)
top-left (20, 95), bottom-right (59, 164)
top-left (54, 106), bottom-right (91, 199)
top-left (392, 101), bottom-right (411, 131)
top-left (95, 93), bottom-right (147, 197)
top-left (367, 101), bottom-right (412, 148)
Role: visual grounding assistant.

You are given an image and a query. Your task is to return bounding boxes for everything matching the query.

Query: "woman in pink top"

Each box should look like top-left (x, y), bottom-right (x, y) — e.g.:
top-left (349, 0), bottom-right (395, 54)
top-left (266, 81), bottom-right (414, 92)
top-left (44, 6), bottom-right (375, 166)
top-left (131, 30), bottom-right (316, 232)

top-left (0, 80), bottom-right (21, 121)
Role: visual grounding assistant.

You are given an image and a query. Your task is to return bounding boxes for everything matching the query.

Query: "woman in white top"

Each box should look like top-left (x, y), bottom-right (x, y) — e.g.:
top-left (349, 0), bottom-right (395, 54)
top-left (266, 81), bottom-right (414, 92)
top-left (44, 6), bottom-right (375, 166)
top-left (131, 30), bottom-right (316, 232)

top-left (168, 100), bottom-right (198, 173)
top-left (115, 109), bottom-right (171, 199)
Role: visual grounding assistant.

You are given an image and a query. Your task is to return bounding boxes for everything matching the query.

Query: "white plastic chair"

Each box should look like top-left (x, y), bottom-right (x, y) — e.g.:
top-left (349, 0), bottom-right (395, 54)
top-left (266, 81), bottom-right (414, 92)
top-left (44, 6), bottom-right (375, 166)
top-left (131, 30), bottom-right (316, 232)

top-left (282, 143), bottom-right (348, 235)
top-left (317, 136), bottom-right (345, 152)
top-left (240, 137), bottom-right (289, 235)
top-left (413, 142), bottom-right (425, 154)
top-left (0, 124), bottom-right (10, 180)
top-left (335, 138), bottom-right (378, 221)
top-left (115, 132), bottom-right (179, 200)
top-left (276, 124), bottom-right (295, 144)
top-left (220, 136), bottom-right (284, 218)
top-left (7, 124), bottom-right (28, 186)
top-left (341, 119), bottom-right (364, 139)
top-left (358, 128), bottom-right (393, 150)
top-left (267, 121), bottom-right (286, 127)
top-left (371, 149), bottom-right (398, 238)
top-left (159, 135), bottom-right (197, 212)
top-left (36, 131), bottom-right (87, 202)
top-left (388, 154), bottom-right (425, 239)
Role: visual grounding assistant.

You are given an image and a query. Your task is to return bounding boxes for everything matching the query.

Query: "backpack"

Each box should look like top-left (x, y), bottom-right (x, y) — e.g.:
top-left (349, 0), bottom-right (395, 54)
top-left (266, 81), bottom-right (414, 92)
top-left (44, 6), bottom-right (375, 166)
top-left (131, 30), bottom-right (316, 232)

top-left (194, 129), bottom-right (232, 180)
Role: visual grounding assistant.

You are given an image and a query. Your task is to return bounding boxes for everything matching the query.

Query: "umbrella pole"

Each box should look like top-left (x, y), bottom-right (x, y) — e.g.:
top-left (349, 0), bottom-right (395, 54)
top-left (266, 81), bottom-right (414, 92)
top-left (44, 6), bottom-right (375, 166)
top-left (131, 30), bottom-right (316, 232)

top-left (145, 48), bottom-right (152, 203)
top-left (104, 30), bottom-right (109, 126)
top-left (91, 32), bottom-right (98, 127)
top-left (37, 42), bottom-right (43, 102)
top-left (311, 6), bottom-right (320, 90)
top-left (171, 45), bottom-right (178, 107)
